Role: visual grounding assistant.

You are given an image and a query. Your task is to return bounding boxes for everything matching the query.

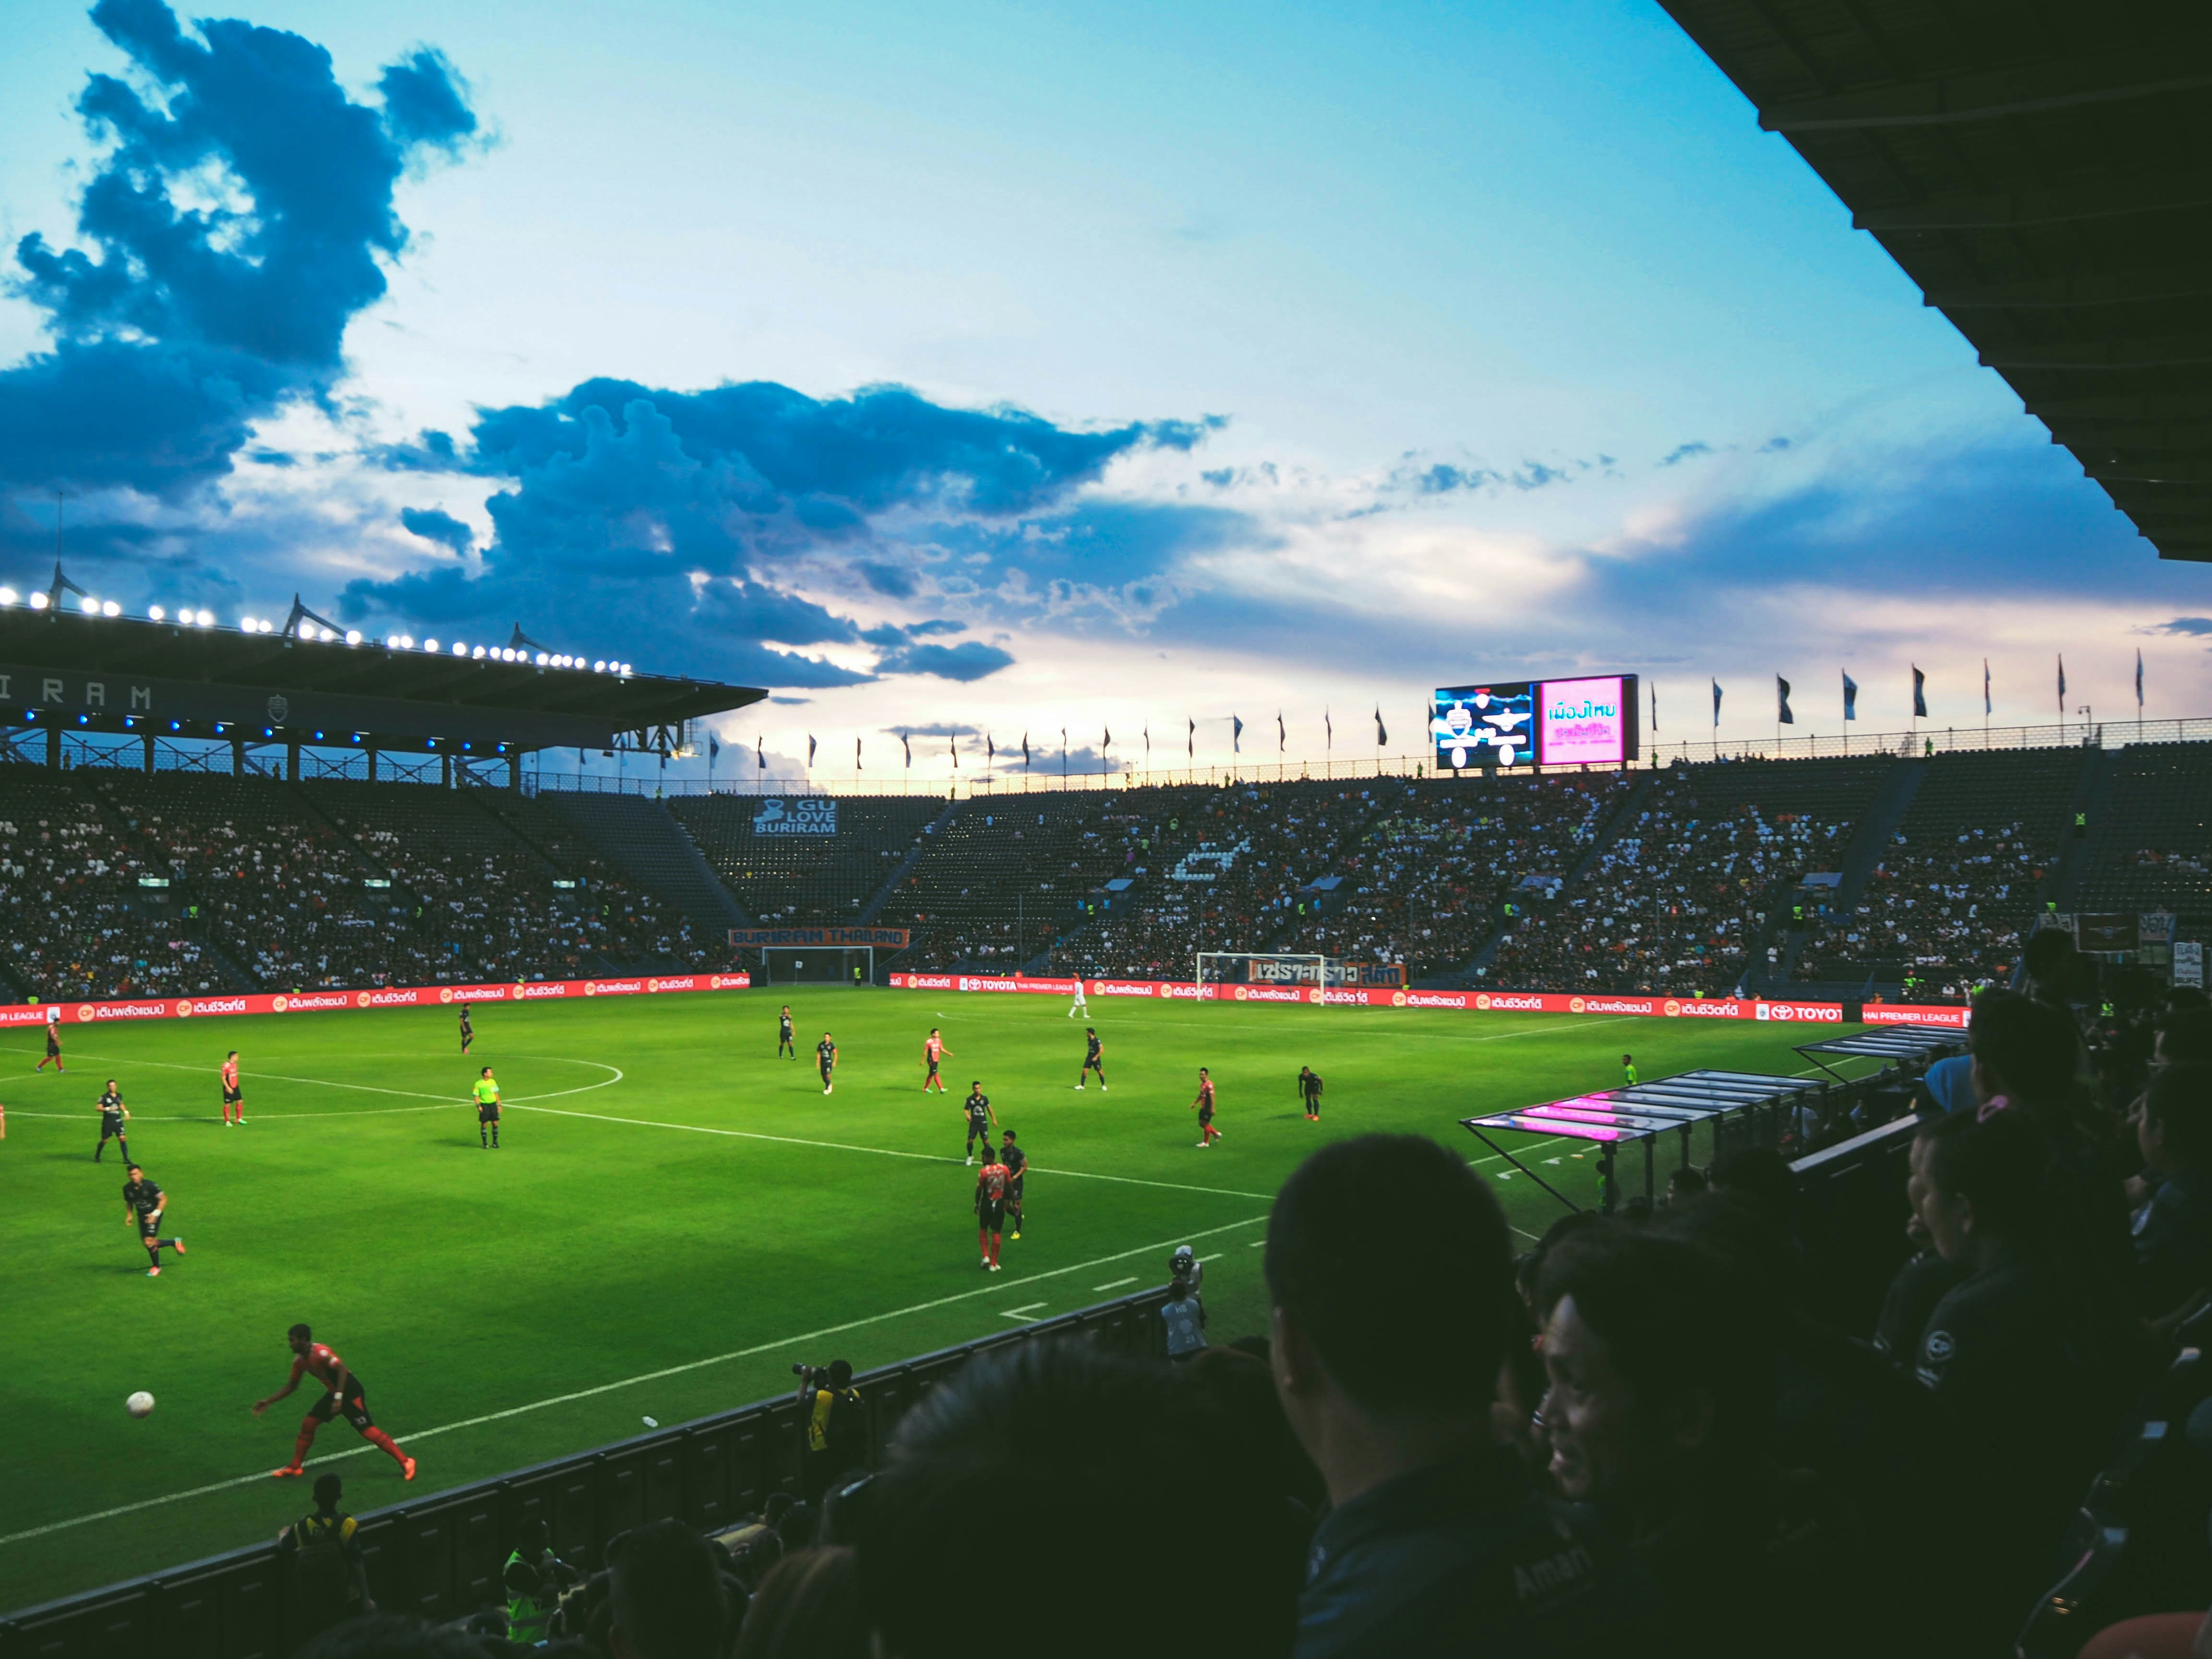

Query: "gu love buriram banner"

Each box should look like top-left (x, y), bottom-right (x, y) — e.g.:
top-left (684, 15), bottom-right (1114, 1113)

top-left (884, 973), bottom-right (1846, 1023)
top-left (0, 971), bottom-right (750, 1029)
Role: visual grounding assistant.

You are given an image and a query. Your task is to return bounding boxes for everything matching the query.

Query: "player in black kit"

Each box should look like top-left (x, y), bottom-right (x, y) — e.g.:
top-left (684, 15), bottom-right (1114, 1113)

top-left (817, 1033), bottom-right (838, 1095)
top-left (458, 1004), bottom-right (474, 1055)
top-left (1000, 1129), bottom-right (1029, 1240)
top-left (962, 1082), bottom-right (997, 1165)
top-left (1075, 1027), bottom-right (1106, 1091)
top-left (95, 1080), bottom-right (131, 1164)
top-left (779, 1006), bottom-right (796, 1058)
top-left (122, 1165), bottom-right (185, 1276)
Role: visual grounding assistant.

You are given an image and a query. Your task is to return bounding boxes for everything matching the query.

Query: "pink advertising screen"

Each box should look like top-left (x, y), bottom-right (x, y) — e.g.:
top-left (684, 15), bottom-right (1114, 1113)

top-left (1538, 676), bottom-right (1630, 766)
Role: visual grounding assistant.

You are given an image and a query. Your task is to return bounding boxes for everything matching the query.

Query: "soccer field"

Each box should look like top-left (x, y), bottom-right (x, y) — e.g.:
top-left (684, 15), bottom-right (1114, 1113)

top-left (0, 987), bottom-right (1875, 1611)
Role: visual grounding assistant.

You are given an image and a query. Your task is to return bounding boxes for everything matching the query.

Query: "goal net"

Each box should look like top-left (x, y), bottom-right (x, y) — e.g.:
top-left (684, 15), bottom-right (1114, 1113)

top-left (1195, 951), bottom-right (1336, 989)
top-left (758, 946), bottom-right (875, 986)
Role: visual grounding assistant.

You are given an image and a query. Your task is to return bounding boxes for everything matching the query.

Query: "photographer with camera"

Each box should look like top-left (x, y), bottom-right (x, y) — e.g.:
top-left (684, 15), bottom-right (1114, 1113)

top-left (1161, 1244), bottom-right (1208, 1361)
top-left (796, 1359), bottom-right (864, 1503)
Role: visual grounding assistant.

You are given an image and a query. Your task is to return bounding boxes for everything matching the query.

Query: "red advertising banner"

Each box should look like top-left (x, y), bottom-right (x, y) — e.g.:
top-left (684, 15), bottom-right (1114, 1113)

top-left (0, 971), bottom-right (751, 1030)
top-left (1860, 1003), bottom-right (1969, 1030)
top-left (884, 974), bottom-right (1845, 1023)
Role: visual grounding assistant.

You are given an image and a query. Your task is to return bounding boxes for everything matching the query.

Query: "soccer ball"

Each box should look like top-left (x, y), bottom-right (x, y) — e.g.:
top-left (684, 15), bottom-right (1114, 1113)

top-left (126, 1391), bottom-right (155, 1419)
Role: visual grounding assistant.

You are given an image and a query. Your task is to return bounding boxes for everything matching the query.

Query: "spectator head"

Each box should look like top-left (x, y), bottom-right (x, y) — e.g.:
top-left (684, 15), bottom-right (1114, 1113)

top-left (827, 1359), bottom-right (853, 1389)
top-left (2154, 1007), bottom-right (2212, 1070)
top-left (1910, 1108), bottom-right (2046, 1267)
top-left (1663, 1166), bottom-right (1709, 1208)
top-left (856, 1341), bottom-right (1301, 1659)
top-left (2138, 1062), bottom-right (2212, 1176)
top-left (607, 1517), bottom-right (730, 1659)
top-left (1969, 988), bottom-right (2078, 1110)
top-left (2023, 927), bottom-right (2079, 993)
top-left (312, 1473), bottom-right (343, 1512)
top-left (1265, 1135), bottom-right (1515, 1494)
top-left (733, 1547), bottom-right (869, 1659)
top-left (518, 1517), bottom-right (550, 1554)
top-left (1533, 1226), bottom-right (1769, 1513)
top-left (1708, 1146), bottom-right (1794, 1226)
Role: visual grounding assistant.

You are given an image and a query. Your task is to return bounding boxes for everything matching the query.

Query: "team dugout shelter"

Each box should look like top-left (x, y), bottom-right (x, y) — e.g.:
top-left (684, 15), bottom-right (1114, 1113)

top-left (0, 577), bottom-right (765, 784)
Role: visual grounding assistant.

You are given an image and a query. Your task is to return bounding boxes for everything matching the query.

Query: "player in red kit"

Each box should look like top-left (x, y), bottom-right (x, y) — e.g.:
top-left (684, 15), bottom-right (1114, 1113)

top-left (220, 1051), bottom-right (245, 1126)
top-left (920, 1028), bottom-right (952, 1094)
top-left (1192, 1067), bottom-right (1221, 1148)
top-left (974, 1150), bottom-right (1010, 1270)
top-left (253, 1323), bottom-right (416, 1482)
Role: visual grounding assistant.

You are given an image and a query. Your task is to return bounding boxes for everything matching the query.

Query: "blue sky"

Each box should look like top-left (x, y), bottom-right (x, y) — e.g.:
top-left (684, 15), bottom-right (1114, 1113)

top-left (0, 0), bottom-right (2197, 775)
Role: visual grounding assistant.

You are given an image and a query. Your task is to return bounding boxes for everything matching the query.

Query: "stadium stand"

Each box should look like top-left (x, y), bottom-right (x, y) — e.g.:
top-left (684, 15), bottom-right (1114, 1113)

top-left (1486, 757), bottom-right (1890, 995)
top-left (1792, 748), bottom-right (2084, 998)
top-left (2079, 745), bottom-right (2212, 933)
top-left (670, 794), bottom-right (942, 926)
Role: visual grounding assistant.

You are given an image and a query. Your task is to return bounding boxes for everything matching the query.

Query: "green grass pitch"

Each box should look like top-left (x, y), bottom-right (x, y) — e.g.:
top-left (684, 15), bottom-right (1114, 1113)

top-left (0, 988), bottom-right (1876, 1611)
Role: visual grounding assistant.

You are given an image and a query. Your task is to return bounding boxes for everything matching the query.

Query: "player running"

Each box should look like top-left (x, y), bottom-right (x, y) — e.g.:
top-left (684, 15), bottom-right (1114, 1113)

top-left (122, 1165), bottom-right (185, 1276)
top-left (38, 1011), bottom-right (63, 1072)
top-left (221, 1050), bottom-right (246, 1126)
top-left (472, 1067), bottom-right (502, 1149)
top-left (817, 1033), bottom-right (838, 1095)
top-left (1192, 1067), bottom-right (1221, 1149)
top-left (975, 1146), bottom-right (1010, 1271)
top-left (1068, 979), bottom-right (1088, 1019)
top-left (921, 1029), bottom-right (953, 1094)
top-left (458, 1004), bottom-right (475, 1055)
top-left (962, 1082), bottom-right (997, 1164)
top-left (1075, 1027), bottom-right (1106, 1091)
top-left (94, 1080), bottom-right (131, 1164)
top-left (253, 1323), bottom-right (416, 1482)
top-left (1301, 1066), bottom-right (1323, 1121)
top-left (779, 1006), bottom-right (796, 1059)
top-left (1000, 1129), bottom-right (1029, 1240)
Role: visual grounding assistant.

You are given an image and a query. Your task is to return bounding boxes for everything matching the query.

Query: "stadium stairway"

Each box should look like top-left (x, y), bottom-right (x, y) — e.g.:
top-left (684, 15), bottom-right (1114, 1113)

top-left (1455, 769), bottom-right (1660, 985)
top-left (2052, 745), bottom-right (2122, 914)
top-left (1755, 757), bottom-right (1925, 994)
top-left (541, 792), bottom-right (752, 946)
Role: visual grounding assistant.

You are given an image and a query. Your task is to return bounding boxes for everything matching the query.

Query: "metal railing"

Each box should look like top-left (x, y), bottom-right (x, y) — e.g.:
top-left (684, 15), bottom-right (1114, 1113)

top-left (0, 1285), bottom-right (1173, 1657)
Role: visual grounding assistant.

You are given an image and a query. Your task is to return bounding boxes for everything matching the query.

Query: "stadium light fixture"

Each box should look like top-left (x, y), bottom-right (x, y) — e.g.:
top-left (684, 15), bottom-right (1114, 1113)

top-left (423, 638), bottom-right (439, 652)
top-left (148, 605), bottom-right (166, 621)
top-left (535, 651), bottom-right (548, 666)
top-left (345, 629), bottom-right (362, 645)
top-left (29, 592), bottom-right (49, 610)
top-left (102, 600), bottom-right (120, 617)
top-left (452, 641), bottom-right (467, 656)
top-left (195, 610), bottom-right (213, 626)
top-left (0, 588), bottom-right (15, 605)
top-left (78, 594), bottom-right (98, 613)
top-left (471, 644), bottom-right (487, 659)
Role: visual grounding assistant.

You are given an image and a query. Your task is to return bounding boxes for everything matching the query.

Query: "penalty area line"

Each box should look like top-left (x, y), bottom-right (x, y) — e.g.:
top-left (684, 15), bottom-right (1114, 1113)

top-left (0, 1211), bottom-right (1267, 1550)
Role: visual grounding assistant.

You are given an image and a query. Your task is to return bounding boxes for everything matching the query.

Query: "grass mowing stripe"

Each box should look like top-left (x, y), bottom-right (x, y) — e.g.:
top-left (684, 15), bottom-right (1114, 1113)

top-left (0, 1211), bottom-right (1266, 1550)
top-left (509, 1101), bottom-right (1277, 1202)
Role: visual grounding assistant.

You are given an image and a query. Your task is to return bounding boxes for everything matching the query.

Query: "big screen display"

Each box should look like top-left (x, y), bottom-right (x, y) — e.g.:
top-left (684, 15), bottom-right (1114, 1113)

top-left (1432, 674), bottom-right (1637, 769)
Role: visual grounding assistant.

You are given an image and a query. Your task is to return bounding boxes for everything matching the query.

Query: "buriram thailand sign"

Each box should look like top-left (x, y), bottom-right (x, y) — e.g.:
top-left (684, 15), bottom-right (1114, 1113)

top-left (881, 973), bottom-right (1957, 1024)
top-left (0, 972), bottom-right (752, 1029)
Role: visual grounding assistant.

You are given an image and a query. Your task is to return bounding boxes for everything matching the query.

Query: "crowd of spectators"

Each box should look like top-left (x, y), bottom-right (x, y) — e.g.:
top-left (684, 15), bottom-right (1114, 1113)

top-left (0, 767), bottom-right (720, 999)
top-left (1487, 766), bottom-right (1854, 995)
top-left (1792, 818), bottom-right (2046, 995)
top-left (190, 913), bottom-right (2212, 1656)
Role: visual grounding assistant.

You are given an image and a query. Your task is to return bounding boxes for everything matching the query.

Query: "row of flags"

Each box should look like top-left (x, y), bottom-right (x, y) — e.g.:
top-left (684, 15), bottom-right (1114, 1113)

top-left (1684, 651), bottom-right (2145, 730)
top-left (709, 709), bottom-right (1397, 772)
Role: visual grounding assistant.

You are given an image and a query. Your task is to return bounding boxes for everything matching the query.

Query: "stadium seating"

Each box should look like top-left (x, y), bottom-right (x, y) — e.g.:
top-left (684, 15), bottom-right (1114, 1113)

top-left (1793, 747), bottom-right (2083, 997)
top-left (1487, 757), bottom-right (1890, 994)
top-left (670, 794), bottom-right (942, 926)
top-left (2079, 744), bottom-right (2212, 931)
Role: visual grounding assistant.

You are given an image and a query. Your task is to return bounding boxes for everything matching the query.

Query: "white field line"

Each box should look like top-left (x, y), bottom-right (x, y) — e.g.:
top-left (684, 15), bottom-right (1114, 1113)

top-left (0, 1046), bottom-right (623, 1115)
top-left (0, 1211), bottom-right (1268, 1549)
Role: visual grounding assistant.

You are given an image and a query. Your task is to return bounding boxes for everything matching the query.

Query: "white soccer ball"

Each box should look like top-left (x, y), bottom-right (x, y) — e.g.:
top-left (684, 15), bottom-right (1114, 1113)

top-left (126, 1391), bottom-right (155, 1419)
top-left (642, 1417), bottom-right (658, 1428)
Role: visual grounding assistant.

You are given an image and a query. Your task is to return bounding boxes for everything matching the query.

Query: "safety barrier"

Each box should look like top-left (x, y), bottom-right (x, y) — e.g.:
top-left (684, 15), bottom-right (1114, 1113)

top-left (0, 1286), bottom-right (1172, 1659)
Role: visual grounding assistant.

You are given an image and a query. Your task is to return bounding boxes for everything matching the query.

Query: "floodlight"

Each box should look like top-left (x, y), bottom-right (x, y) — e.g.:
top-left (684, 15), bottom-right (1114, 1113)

top-left (149, 605), bottom-right (166, 621)
top-left (399, 634), bottom-right (414, 649)
top-left (535, 651), bottom-right (548, 666)
top-left (471, 644), bottom-right (487, 659)
top-left (345, 629), bottom-right (362, 645)
top-left (0, 588), bottom-right (15, 605)
top-left (102, 601), bottom-right (120, 617)
top-left (29, 592), bottom-right (49, 610)
top-left (195, 610), bottom-right (213, 626)
top-left (423, 638), bottom-right (439, 651)
top-left (451, 641), bottom-right (466, 656)
top-left (593, 659), bottom-right (606, 672)
top-left (79, 594), bottom-right (99, 612)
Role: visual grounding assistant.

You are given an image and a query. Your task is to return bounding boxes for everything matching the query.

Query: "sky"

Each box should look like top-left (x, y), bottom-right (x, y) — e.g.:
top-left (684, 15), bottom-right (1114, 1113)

top-left (0, 0), bottom-right (2201, 781)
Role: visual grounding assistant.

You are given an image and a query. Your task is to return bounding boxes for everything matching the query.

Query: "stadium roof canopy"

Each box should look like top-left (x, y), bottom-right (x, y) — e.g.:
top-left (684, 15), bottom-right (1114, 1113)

top-left (1660, 0), bottom-right (2212, 562)
top-left (0, 600), bottom-right (766, 759)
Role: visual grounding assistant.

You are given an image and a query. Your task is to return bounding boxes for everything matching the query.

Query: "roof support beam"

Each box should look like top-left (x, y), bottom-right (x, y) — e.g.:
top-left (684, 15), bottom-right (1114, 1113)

top-left (1858, 173), bottom-right (2212, 232)
top-left (1759, 43), bottom-right (2212, 131)
top-left (1927, 267), bottom-right (2212, 311)
top-left (1981, 335), bottom-right (2212, 370)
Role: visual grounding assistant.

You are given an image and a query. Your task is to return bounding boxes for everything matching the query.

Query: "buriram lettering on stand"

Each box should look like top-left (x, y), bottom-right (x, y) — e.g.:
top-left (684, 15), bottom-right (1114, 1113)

top-left (886, 973), bottom-right (1879, 1024)
top-left (0, 973), bottom-right (752, 1029)
top-left (0, 672), bottom-right (157, 711)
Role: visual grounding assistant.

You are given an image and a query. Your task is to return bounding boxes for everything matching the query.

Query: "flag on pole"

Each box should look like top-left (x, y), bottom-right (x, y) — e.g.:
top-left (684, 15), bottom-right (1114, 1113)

top-left (1187, 718), bottom-right (1194, 758)
top-left (986, 734), bottom-right (995, 766)
top-left (1374, 707), bottom-right (1387, 746)
top-left (1983, 660), bottom-right (1991, 716)
top-left (2138, 649), bottom-right (2145, 710)
top-left (709, 734), bottom-right (721, 762)
top-left (1777, 676), bottom-right (1794, 725)
top-left (950, 735), bottom-right (958, 769)
top-left (1911, 667), bottom-right (1926, 719)
top-left (1022, 732), bottom-right (1031, 768)
top-left (2057, 654), bottom-right (2067, 710)
top-left (1276, 712), bottom-right (1286, 753)
top-left (855, 736), bottom-right (862, 770)
top-left (1232, 715), bottom-right (1242, 754)
top-left (1650, 680), bottom-right (1658, 733)
top-left (1103, 726), bottom-right (1112, 751)
top-left (1711, 680), bottom-right (1722, 728)
top-left (756, 737), bottom-right (766, 770)
top-left (1325, 709), bottom-right (1333, 749)
top-left (806, 733), bottom-right (817, 768)
top-left (902, 731), bottom-right (911, 767)
top-left (1143, 724), bottom-right (1150, 759)
top-left (1841, 673), bottom-right (1857, 722)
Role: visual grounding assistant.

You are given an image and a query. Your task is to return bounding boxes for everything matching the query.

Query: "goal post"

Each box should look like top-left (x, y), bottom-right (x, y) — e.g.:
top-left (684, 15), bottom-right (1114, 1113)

top-left (759, 945), bottom-right (875, 986)
top-left (1195, 951), bottom-right (1336, 990)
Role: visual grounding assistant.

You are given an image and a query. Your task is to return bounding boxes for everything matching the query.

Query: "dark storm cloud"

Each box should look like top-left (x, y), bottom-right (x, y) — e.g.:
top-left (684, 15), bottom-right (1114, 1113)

top-left (874, 639), bottom-right (1016, 682)
top-left (0, 0), bottom-right (477, 500)
top-left (399, 505), bottom-right (473, 554)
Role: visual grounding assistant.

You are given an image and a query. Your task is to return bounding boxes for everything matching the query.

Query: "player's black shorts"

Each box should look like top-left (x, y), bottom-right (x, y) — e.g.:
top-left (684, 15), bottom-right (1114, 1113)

top-left (310, 1385), bottom-right (375, 1431)
top-left (136, 1215), bottom-right (161, 1239)
top-left (101, 1117), bottom-right (125, 1138)
top-left (1198, 1106), bottom-right (1214, 1124)
top-left (478, 1104), bottom-right (500, 1122)
top-left (1006, 1178), bottom-right (1024, 1203)
top-left (926, 1059), bottom-right (940, 1074)
top-left (46, 1039), bottom-right (61, 1055)
top-left (966, 1118), bottom-right (989, 1140)
top-left (224, 1086), bottom-right (243, 1105)
top-left (976, 1201), bottom-right (1005, 1229)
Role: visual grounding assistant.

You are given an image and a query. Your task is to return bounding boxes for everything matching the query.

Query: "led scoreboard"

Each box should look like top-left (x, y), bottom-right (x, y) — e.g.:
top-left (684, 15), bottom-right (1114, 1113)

top-left (1431, 674), bottom-right (1639, 769)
